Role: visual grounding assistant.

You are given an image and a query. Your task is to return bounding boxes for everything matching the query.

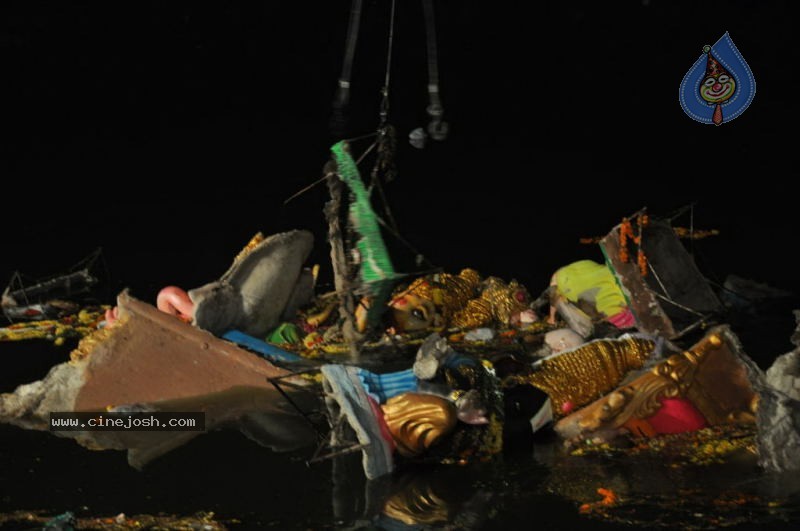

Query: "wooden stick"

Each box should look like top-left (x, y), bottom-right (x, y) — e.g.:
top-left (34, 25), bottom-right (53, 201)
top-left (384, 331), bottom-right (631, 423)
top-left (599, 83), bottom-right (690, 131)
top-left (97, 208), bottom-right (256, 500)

top-left (325, 169), bottom-right (363, 361)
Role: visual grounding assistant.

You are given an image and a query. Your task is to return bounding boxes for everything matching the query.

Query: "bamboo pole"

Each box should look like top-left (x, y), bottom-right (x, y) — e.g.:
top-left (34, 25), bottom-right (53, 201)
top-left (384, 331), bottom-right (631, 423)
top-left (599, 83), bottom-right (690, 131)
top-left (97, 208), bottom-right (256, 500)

top-left (324, 168), bottom-right (363, 361)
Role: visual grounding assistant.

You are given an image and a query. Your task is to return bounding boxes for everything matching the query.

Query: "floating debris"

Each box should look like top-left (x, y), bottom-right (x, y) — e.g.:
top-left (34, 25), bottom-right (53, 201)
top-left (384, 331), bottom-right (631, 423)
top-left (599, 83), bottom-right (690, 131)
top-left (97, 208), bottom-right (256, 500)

top-left (569, 424), bottom-right (758, 466)
top-left (580, 226), bottom-right (720, 244)
top-left (0, 509), bottom-right (232, 530)
top-left (2, 249), bottom-right (103, 322)
top-left (0, 307), bottom-right (107, 345)
top-left (579, 487), bottom-right (619, 514)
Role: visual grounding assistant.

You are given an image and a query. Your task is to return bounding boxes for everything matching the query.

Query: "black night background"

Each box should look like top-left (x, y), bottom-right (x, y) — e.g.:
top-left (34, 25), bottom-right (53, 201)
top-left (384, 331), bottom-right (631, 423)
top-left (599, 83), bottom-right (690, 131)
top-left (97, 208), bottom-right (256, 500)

top-left (2, 1), bottom-right (799, 529)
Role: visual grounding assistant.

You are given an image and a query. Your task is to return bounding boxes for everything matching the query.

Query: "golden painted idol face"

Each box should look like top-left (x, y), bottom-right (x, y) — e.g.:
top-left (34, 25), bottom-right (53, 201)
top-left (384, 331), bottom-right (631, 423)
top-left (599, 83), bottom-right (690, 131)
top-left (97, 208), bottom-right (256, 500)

top-left (380, 393), bottom-right (457, 457)
top-left (700, 73), bottom-right (735, 103)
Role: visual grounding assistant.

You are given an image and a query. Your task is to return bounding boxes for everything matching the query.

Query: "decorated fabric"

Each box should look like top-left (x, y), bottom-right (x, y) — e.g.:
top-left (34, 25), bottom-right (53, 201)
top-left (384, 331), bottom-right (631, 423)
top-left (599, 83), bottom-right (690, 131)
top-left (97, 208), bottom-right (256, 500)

top-left (607, 307), bottom-right (636, 329)
top-left (357, 368), bottom-right (418, 403)
top-left (555, 260), bottom-right (627, 318)
top-left (647, 397), bottom-right (708, 435)
top-left (321, 364), bottom-right (395, 479)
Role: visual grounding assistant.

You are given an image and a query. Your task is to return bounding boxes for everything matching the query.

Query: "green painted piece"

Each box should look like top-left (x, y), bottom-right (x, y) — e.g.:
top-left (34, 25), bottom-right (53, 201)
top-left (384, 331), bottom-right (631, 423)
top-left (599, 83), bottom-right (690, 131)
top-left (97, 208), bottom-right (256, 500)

top-left (265, 322), bottom-right (301, 345)
top-left (330, 141), bottom-right (397, 325)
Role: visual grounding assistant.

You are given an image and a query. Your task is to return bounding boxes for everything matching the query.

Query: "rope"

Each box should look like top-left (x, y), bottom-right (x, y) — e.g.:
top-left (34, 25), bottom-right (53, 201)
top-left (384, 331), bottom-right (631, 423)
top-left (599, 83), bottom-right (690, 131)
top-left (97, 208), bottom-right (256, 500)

top-left (378, 0), bottom-right (397, 126)
top-left (283, 141), bottom-right (377, 205)
top-left (649, 290), bottom-right (708, 318)
top-left (355, 141), bottom-right (377, 165)
top-left (665, 202), bottom-right (697, 223)
top-left (344, 131), bottom-right (378, 143)
top-left (371, 0), bottom-right (399, 232)
top-left (374, 215), bottom-right (435, 269)
top-left (283, 174), bottom-right (333, 205)
top-left (370, 152), bottom-right (399, 231)
top-left (647, 262), bottom-right (672, 300)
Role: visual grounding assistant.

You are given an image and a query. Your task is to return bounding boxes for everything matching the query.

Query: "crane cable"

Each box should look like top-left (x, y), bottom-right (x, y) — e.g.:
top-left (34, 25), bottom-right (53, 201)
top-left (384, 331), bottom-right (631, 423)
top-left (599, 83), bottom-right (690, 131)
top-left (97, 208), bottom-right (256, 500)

top-left (330, 0), bottom-right (364, 137)
top-left (377, 0), bottom-right (397, 128)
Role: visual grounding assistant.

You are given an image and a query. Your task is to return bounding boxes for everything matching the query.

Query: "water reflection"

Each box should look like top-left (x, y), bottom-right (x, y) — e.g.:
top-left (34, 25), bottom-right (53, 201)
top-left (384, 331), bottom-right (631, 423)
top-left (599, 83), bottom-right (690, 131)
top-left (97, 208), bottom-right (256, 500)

top-left (329, 433), bottom-right (800, 530)
top-left (2, 420), bottom-right (800, 530)
top-left (331, 457), bottom-right (494, 530)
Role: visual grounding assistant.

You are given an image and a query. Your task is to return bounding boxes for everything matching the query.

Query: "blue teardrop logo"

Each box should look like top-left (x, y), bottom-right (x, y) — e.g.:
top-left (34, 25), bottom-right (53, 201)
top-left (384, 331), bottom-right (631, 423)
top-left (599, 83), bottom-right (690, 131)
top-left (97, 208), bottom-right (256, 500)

top-left (679, 32), bottom-right (756, 126)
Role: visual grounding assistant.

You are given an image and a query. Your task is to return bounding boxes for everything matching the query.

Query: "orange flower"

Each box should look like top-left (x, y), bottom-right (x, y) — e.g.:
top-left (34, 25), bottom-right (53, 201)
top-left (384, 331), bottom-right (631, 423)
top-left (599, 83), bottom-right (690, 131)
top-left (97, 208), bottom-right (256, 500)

top-left (619, 218), bottom-right (634, 263)
top-left (597, 487), bottom-right (618, 505)
top-left (637, 249), bottom-right (648, 277)
top-left (579, 487), bottom-right (619, 513)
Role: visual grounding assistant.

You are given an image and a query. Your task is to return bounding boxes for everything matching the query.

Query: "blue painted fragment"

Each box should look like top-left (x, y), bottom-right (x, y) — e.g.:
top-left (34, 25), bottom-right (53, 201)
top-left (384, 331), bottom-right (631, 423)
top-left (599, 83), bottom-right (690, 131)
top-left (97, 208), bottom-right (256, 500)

top-left (222, 330), bottom-right (304, 363)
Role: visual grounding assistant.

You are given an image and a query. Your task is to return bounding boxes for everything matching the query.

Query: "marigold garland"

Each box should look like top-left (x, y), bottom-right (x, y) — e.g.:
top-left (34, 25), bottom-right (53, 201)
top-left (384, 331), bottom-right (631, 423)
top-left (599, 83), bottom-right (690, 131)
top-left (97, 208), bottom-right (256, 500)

top-left (619, 218), bottom-right (634, 263)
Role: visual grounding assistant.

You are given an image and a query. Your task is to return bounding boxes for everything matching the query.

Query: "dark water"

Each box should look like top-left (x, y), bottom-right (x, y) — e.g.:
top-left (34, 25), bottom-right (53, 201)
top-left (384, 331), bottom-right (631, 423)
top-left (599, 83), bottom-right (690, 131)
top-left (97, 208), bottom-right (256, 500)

top-left (2, 418), bottom-right (800, 530)
top-left (2, 331), bottom-right (800, 530)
